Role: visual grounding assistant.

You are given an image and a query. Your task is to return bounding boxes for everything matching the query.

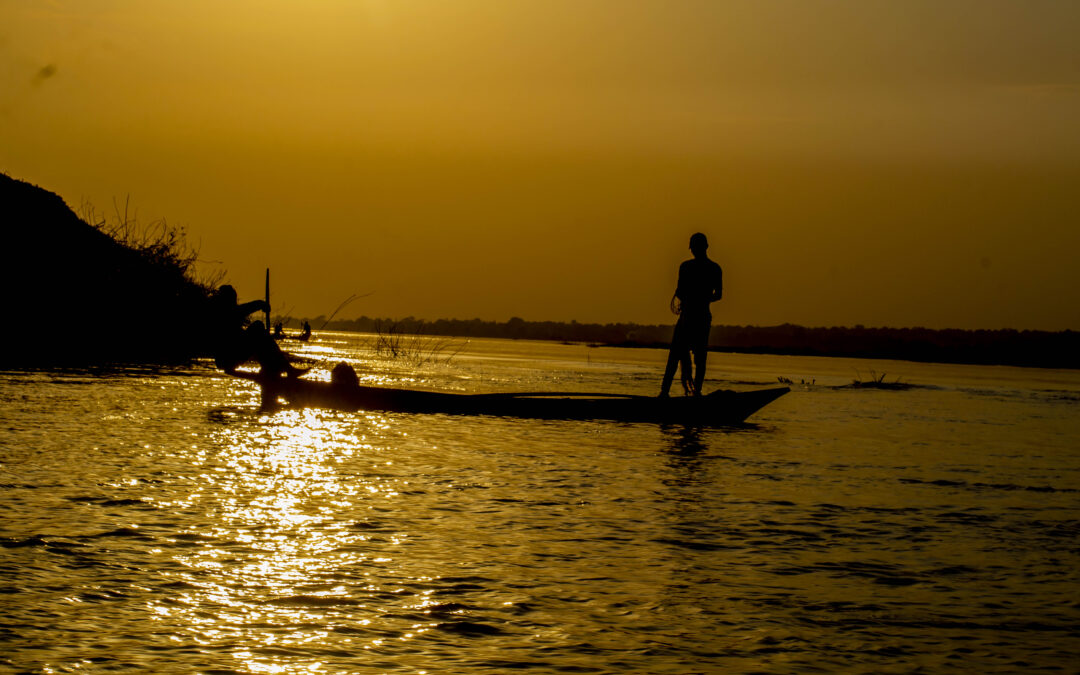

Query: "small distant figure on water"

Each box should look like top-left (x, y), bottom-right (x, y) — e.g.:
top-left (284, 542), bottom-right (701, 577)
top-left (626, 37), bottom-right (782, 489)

top-left (273, 321), bottom-right (285, 339)
top-left (660, 232), bottom-right (723, 397)
top-left (210, 285), bottom-right (306, 378)
top-left (300, 320), bottom-right (312, 341)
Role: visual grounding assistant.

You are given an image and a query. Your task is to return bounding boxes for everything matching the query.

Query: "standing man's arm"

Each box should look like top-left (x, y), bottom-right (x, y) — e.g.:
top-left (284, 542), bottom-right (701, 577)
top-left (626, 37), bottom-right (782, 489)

top-left (711, 265), bottom-right (723, 303)
top-left (675, 260), bottom-right (690, 300)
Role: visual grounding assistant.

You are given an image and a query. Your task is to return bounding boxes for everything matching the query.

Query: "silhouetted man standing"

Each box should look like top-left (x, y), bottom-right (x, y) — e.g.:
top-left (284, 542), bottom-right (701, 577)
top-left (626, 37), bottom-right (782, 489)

top-left (660, 233), bottom-right (723, 397)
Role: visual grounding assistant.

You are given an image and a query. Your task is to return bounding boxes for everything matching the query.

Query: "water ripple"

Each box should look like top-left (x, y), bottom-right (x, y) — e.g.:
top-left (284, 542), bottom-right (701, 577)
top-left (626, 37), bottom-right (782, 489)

top-left (3, 346), bottom-right (1080, 672)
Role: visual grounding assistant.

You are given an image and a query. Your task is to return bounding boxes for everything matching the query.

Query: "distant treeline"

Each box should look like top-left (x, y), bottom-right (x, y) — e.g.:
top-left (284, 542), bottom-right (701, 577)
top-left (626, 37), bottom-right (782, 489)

top-left (708, 324), bottom-right (1080, 369)
top-left (288, 315), bottom-right (1080, 369)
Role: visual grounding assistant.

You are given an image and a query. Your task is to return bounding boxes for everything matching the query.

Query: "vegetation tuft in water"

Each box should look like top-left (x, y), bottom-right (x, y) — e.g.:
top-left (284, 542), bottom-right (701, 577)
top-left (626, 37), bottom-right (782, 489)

top-left (370, 319), bottom-right (467, 366)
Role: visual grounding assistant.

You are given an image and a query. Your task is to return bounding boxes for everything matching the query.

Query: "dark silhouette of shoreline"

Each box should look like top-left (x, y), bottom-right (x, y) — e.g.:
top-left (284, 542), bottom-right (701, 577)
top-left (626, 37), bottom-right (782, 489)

top-left (1, 173), bottom-right (219, 366)
top-left (293, 316), bottom-right (1080, 370)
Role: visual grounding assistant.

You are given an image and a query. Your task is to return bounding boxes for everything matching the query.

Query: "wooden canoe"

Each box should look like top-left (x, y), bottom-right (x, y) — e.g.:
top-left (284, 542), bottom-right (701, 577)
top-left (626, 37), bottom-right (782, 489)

top-left (236, 371), bottom-right (789, 426)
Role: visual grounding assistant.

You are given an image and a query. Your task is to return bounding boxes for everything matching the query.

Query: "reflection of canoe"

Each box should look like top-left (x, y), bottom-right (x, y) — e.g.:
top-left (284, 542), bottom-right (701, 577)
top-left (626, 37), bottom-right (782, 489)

top-left (235, 372), bottom-right (789, 426)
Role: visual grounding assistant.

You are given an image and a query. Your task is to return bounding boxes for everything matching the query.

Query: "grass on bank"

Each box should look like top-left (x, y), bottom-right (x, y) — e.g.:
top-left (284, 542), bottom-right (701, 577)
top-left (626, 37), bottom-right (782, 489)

top-left (80, 195), bottom-right (224, 292)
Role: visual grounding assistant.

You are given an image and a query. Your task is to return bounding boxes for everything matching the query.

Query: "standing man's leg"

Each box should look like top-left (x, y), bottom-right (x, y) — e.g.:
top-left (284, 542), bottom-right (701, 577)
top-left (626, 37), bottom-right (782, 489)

top-left (660, 321), bottom-right (687, 397)
top-left (660, 346), bottom-right (680, 397)
top-left (692, 320), bottom-right (711, 395)
top-left (692, 346), bottom-right (708, 395)
top-left (679, 350), bottom-right (695, 395)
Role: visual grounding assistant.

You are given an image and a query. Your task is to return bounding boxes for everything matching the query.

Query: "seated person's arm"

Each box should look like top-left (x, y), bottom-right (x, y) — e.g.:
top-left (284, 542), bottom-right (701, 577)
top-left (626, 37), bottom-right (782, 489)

top-left (237, 299), bottom-right (268, 317)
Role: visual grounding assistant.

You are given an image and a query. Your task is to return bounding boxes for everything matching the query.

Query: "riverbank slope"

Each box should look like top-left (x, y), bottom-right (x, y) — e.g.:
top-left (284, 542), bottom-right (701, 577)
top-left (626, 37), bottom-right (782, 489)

top-left (1, 173), bottom-right (216, 366)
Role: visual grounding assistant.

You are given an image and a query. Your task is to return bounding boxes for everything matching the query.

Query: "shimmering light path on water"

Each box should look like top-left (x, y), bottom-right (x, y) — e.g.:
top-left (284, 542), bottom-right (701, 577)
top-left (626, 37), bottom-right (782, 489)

top-left (3, 334), bottom-right (1080, 673)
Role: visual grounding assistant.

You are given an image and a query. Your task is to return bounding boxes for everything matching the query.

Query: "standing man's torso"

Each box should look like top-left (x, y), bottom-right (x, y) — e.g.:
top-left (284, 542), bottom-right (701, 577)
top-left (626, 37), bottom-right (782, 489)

top-left (677, 257), bottom-right (722, 319)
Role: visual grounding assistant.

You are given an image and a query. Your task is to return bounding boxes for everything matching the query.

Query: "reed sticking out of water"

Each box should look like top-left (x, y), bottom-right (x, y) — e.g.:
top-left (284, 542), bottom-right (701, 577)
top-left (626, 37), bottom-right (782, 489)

top-left (319, 292), bottom-right (373, 330)
top-left (372, 320), bottom-right (467, 366)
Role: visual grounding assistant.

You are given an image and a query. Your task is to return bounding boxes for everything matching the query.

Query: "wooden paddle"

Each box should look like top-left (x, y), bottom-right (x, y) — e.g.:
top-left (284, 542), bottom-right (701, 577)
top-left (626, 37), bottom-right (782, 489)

top-left (264, 268), bottom-right (271, 333)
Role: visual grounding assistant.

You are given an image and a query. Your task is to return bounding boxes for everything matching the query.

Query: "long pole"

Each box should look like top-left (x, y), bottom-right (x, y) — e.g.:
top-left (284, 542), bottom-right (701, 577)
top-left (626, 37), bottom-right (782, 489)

top-left (264, 268), bottom-right (271, 333)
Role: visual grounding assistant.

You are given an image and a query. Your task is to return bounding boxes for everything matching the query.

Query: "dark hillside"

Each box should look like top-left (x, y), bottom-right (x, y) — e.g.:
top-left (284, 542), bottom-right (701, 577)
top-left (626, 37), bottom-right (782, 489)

top-left (1, 173), bottom-right (217, 365)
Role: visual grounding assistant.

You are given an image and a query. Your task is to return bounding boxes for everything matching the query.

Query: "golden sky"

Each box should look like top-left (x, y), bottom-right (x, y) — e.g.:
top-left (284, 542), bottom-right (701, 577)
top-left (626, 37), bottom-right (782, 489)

top-left (3, 1), bottom-right (1079, 329)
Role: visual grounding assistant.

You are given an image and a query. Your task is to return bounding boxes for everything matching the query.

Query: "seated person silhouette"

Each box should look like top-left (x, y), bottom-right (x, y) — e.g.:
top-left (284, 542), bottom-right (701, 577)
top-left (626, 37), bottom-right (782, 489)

top-left (210, 285), bottom-right (306, 378)
top-left (331, 361), bottom-right (360, 389)
top-left (660, 232), bottom-right (723, 397)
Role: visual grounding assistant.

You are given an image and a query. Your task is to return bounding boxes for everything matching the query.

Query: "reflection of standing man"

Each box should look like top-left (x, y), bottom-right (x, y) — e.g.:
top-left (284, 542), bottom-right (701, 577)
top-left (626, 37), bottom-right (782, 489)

top-left (660, 233), bottom-right (723, 397)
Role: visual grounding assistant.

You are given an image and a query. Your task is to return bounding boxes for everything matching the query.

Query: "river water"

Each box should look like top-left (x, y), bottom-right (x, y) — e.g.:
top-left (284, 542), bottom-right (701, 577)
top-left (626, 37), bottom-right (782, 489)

top-left (2, 333), bottom-right (1079, 674)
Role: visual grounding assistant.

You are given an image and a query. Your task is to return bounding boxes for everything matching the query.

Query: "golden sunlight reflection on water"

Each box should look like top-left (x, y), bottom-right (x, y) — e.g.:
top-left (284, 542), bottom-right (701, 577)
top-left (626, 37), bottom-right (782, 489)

top-left (150, 406), bottom-right (417, 672)
top-left (3, 338), bottom-right (1080, 673)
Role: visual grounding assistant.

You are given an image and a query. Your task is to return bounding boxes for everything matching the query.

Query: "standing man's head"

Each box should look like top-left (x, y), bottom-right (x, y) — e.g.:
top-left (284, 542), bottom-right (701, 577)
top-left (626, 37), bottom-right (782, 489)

top-left (689, 232), bottom-right (708, 258)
